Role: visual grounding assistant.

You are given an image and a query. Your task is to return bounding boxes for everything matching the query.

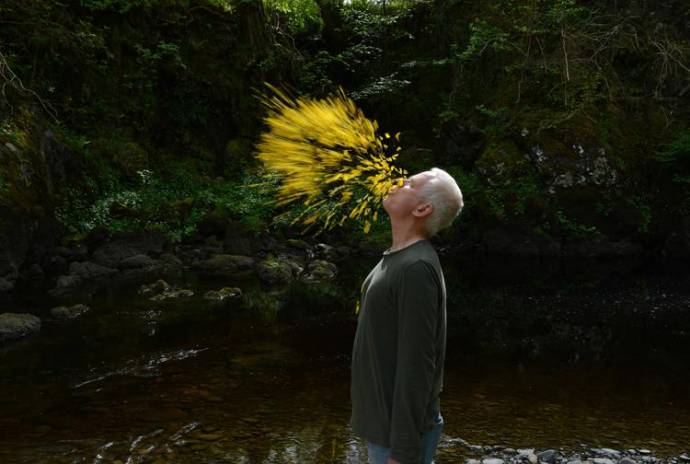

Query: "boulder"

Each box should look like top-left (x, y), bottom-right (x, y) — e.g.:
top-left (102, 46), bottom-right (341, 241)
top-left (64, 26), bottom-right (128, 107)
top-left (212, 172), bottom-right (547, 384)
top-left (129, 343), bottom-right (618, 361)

top-left (118, 254), bottom-right (157, 270)
top-left (302, 259), bottom-right (338, 283)
top-left (257, 256), bottom-right (301, 285)
top-left (138, 279), bottom-right (171, 297)
top-left (150, 288), bottom-right (194, 301)
top-left (91, 234), bottom-right (165, 268)
top-left (69, 261), bottom-right (118, 280)
top-left (204, 287), bottom-right (242, 304)
top-left (0, 313), bottom-right (41, 342)
top-left (50, 304), bottom-right (90, 320)
top-left (192, 254), bottom-right (255, 276)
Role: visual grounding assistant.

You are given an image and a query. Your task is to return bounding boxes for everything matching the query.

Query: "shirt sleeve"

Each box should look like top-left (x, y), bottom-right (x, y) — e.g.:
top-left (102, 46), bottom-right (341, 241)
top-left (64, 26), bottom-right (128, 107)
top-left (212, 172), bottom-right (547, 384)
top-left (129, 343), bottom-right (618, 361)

top-left (389, 260), bottom-right (440, 464)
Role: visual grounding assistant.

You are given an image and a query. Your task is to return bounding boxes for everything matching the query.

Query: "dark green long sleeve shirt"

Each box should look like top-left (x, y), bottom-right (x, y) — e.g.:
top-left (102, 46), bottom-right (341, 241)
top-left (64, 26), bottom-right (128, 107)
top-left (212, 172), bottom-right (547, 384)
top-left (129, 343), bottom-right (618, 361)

top-left (350, 239), bottom-right (447, 464)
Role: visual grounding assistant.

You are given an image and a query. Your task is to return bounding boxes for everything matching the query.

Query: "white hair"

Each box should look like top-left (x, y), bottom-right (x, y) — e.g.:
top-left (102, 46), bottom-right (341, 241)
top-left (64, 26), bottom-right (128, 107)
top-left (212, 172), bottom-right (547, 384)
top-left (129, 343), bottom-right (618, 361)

top-left (419, 167), bottom-right (464, 237)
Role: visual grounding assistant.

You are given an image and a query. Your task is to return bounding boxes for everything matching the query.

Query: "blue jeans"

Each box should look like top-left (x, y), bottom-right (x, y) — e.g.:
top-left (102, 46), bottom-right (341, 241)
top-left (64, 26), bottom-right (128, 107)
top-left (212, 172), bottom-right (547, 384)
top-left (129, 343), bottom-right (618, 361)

top-left (366, 412), bottom-right (444, 464)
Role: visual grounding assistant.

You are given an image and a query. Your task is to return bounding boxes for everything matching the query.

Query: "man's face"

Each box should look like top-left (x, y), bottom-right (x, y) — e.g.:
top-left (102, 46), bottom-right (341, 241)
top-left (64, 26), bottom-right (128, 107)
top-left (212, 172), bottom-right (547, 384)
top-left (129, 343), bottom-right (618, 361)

top-left (382, 170), bottom-right (435, 218)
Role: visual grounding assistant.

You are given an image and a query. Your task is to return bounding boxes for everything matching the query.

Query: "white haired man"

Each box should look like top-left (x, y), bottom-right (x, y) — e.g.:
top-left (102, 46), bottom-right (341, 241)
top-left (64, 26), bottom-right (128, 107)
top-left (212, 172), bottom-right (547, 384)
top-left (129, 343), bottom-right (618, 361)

top-left (350, 167), bottom-right (464, 464)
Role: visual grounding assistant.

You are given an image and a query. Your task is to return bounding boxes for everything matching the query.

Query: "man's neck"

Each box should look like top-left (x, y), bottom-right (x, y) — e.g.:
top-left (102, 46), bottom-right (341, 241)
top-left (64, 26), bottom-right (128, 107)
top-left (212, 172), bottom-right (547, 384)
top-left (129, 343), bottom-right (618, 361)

top-left (389, 221), bottom-right (428, 253)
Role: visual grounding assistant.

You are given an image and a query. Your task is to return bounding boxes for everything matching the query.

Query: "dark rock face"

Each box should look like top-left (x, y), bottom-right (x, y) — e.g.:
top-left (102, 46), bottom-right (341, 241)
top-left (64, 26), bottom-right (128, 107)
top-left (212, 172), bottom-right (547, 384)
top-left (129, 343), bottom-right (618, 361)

top-left (0, 313), bottom-right (41, 342)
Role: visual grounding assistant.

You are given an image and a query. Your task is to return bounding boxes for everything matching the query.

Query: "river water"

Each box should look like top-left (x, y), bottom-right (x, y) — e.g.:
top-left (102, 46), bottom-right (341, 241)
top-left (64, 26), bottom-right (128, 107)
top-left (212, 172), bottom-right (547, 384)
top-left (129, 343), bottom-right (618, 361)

top-left (0, 256), bottom-right (688, 463)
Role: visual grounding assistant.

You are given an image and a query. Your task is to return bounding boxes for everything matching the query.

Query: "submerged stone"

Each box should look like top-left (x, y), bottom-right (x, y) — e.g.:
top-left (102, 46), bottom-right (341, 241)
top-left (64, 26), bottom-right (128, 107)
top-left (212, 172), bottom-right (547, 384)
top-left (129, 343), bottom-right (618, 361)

top-left (0, 312), bottom-right (41, 341)
top-left (50, 304), bottom-right (90, 320)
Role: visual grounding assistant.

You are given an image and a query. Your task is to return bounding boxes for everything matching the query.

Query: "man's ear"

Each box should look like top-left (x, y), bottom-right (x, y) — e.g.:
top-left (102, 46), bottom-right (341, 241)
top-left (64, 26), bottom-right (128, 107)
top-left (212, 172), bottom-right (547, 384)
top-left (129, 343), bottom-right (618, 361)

top-left (413, 202), bottom-right (433, 218)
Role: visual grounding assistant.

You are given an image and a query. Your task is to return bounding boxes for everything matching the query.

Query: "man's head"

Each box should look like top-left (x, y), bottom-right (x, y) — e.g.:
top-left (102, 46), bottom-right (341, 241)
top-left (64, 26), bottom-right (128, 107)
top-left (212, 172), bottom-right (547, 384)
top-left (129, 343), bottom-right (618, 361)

top-left (382, 167), bottom-right (464, 237)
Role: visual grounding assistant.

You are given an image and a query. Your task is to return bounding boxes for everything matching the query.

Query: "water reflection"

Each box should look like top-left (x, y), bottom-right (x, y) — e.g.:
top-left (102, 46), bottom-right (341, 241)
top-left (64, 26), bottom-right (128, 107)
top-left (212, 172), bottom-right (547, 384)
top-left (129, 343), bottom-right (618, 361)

top-left (0, 258), bottom-right (689, 463)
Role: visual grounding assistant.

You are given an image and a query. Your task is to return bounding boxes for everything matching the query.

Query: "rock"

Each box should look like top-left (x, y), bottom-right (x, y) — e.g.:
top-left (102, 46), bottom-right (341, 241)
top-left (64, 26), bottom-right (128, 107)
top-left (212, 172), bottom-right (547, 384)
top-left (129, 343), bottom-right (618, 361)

top-left (301, 259), bottom-right (337, 283)
top-left (466, 460), bottom-right (481, 464)
top-left (538, 450), bottom-right (557, 464)
top-left (43, 254), bottom-right (68, 275)
top-left (0, 313), bottom-right (41, 342)
top-left (482, 459), bottom-right (505, 464)
top-left (204, 287), bottom-right (242, 302)
top-left (150, 288), bottom-right (194, 301)
top-left (314, 243), bottom-right (339, 260)
top-left (91, 234), bottom-right (164, 268)
top-left (679, 454), bottom-right (690, 462)
top-left (139, 279), bottom-right (171, 297)
top-left (118, 254), bottom-right (157, 270)
top-left (286, 239), bottom-right (311, 251)
top-left (192, 254), bottom-right (255, 276)
top-left (69, 261), bottom-right (118, 280)
top-left (619, 458), bottom-right (637, 464)
top-left (637, 450), bottom-right (651, 456)
top-left (257, 257), bottom-right (299, 285)
top-left (50, 304), bottom-right (90, 320)
top-left (592, 459), bottom-right (615, 464)
top-left (591, 449), bottom-right (621, 459)
top-left (55, 274), bottom-right (83, 289)
top-left (0, 277), bottom-right (14, 292)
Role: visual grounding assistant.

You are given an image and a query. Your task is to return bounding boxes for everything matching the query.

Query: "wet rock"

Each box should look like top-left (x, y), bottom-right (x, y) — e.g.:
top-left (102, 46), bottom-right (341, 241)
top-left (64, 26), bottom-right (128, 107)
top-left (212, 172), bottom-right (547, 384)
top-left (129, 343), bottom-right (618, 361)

top-left (637, 450), bottom-right (652, 455)
top-left (538, 449), bottom-right (557, 464)
top-left (150, 288), bottom-right (194, 301)
top-left (467, 460), bottom-right (481, 464)
top-left (679, 454), bottom-right (690, 462)
top-left (314, 243), bottom-right (339, 260)
top-left (301, 259), bottom-right (337, 283)
top-left (590, 449), bottom-right (621, 459)
top-left (192, 254), bottom-right (255, 276)
top-left (0, 313), bottom-right (41, 341)
top-left (592, 458), bottom-right (615, 464)
top-left (204, 287), bottom-right (242, 302)
top-left (257, 257), bottom-right (299, 285)
top-left (139, 279), bottom-right (171, 297)
top-left (69, 261), bottom-right (118, 281)
top-left (91, 235), bottom-right (165, 268)
top-left (619, 458), bottom-right (638, 464)
top-left (482, 459), bottom-right (505, 464)
top-left (518, 449), bottom-right (538, 464)
top-left (118, 254), bottom-right (157, 270)
top-left (286, 238), bottom-right (311, 251)
top-left (55, 274), bottom-right (83, 289)
top-left (50, 304), bottom-right (90, 320)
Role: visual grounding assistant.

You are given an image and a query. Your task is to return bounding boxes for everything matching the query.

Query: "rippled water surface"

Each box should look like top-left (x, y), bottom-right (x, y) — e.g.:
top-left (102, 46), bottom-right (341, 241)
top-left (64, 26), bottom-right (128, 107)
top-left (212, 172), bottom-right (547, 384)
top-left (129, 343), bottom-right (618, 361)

top-left (0, 257), bottom-right (689, 463)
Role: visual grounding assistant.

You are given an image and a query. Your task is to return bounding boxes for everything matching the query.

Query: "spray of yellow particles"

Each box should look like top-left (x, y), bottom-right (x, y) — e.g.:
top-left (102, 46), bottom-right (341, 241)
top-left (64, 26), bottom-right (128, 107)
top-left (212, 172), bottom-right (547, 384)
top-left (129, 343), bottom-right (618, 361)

top-left (255, 84), bottom-right (407, 235)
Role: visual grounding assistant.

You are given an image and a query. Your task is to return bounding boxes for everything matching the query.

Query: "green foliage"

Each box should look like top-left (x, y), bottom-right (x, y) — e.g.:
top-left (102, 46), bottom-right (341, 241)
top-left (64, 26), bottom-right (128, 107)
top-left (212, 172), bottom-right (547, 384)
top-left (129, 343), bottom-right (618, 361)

top-left (55, 162), bottom-right (279, 243)
top-left (475, 104), bottom-right (511, 137)
top-left (657, 130), bottom-right (690, 184)
top-left (554, 209), bottom-right (600, 237)
top-left (263, 0), bottom-right (323, 34)
top-left (80, 0), bottom-right (157, 13)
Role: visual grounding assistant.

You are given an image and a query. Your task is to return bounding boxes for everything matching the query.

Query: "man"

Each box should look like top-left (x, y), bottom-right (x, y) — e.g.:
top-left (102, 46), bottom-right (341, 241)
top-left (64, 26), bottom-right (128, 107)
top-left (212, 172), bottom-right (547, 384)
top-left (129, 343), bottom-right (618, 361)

top-left (350, 167), bottom-right (464, 464)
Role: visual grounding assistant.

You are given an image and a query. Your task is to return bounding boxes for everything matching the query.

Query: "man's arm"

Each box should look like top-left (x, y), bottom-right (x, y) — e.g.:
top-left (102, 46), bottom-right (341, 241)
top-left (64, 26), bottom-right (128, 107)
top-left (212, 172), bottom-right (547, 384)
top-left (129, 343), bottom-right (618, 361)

top-left (389, 260), bottom-right (440, 464)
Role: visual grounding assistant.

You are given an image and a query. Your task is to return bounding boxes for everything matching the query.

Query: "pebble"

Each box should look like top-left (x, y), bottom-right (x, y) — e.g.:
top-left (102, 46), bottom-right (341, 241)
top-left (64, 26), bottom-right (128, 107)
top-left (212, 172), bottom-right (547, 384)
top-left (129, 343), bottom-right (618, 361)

top-left (593, 458), bottom-right (615, 464)
top-left (538, 449), bottom-right (557, 464)
top-left (482, 458), bottom-right (505, 464)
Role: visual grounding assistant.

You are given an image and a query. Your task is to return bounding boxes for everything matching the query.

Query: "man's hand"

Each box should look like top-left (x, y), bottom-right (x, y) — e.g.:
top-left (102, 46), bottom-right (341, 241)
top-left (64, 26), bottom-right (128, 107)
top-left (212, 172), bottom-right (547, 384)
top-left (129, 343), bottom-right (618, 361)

top-left (387, 458), bottom-right (401, 464)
